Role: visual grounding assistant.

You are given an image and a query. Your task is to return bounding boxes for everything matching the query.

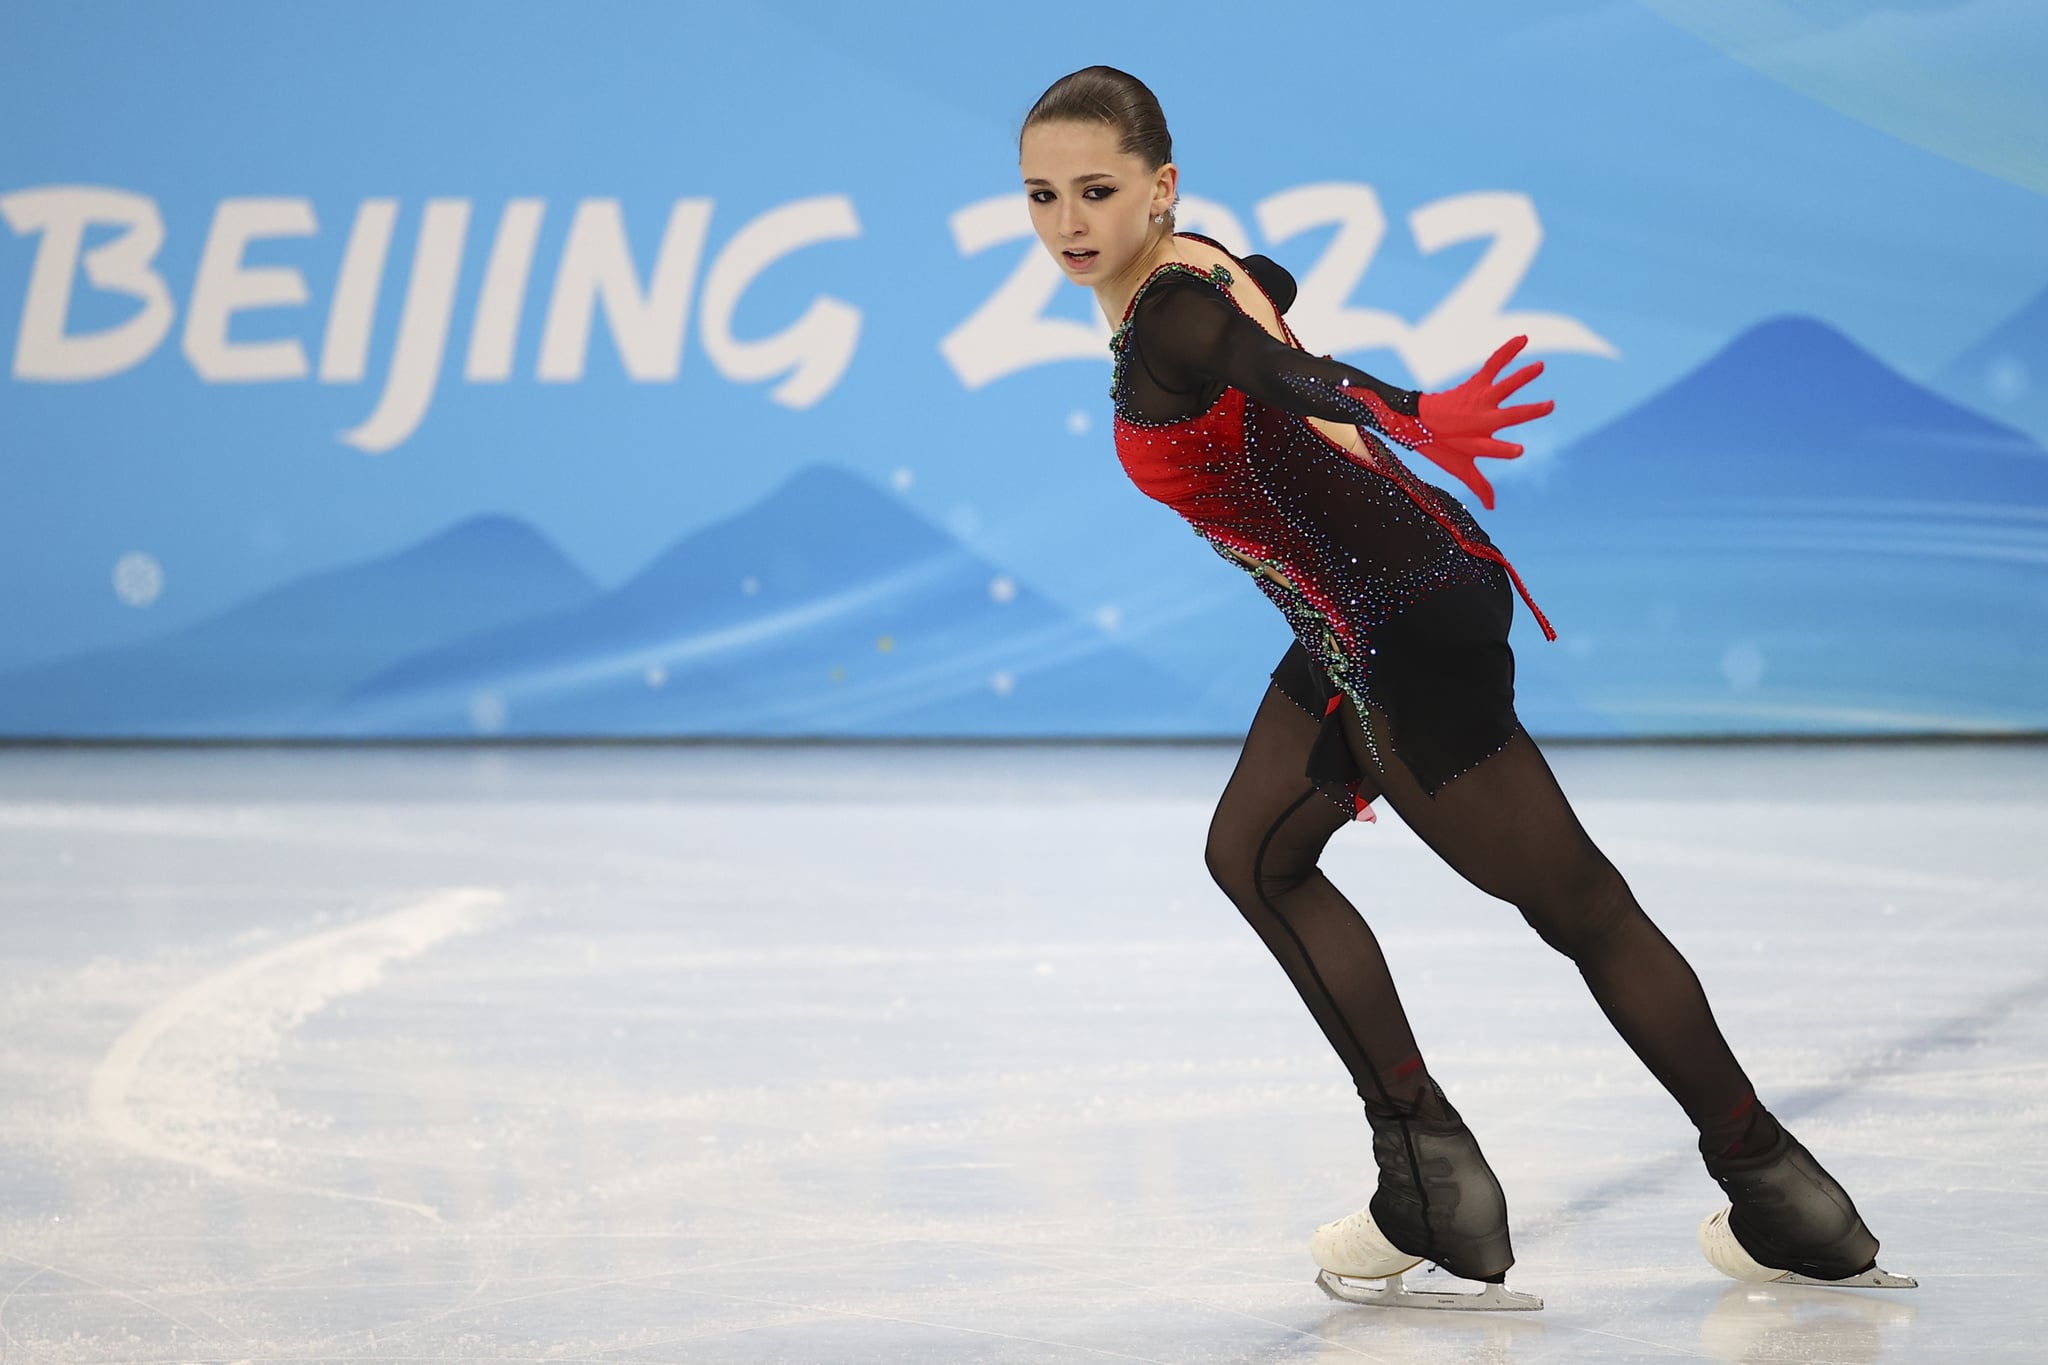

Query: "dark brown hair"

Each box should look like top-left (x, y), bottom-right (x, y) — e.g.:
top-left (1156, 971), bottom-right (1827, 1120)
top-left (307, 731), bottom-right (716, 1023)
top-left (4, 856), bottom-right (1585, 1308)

top-left (1019, 65), bottom-right (1174, 172)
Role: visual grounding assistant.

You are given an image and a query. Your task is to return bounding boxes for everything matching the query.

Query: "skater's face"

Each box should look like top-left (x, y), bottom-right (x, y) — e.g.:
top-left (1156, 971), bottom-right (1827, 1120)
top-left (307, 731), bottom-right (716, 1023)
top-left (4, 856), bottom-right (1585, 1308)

top-left (1020, 119), bottom-right (1176, 285)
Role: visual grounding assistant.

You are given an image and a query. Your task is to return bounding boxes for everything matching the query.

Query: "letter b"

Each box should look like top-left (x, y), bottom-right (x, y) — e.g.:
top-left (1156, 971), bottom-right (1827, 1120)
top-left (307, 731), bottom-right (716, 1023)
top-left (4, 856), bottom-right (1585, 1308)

top-left (0, 185), bottom-right (176, 381)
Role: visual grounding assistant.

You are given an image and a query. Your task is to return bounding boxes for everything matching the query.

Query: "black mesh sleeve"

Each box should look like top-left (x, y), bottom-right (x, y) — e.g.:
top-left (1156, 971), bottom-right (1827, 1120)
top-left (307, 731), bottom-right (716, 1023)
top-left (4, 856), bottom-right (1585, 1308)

top-left (1127, 272), bottom-right (1420, 429)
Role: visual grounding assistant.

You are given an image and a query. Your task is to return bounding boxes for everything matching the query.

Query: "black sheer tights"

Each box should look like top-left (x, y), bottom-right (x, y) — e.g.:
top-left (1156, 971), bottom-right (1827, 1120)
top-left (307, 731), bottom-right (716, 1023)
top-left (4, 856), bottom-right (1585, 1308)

top-left (1205, 683), bottom-right (1767, 1158)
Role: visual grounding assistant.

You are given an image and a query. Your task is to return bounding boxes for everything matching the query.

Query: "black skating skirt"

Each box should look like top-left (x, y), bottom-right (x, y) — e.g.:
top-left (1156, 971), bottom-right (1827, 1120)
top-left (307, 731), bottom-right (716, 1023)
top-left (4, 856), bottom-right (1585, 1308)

top-left (1269, 563), bottom-right (1521, 809)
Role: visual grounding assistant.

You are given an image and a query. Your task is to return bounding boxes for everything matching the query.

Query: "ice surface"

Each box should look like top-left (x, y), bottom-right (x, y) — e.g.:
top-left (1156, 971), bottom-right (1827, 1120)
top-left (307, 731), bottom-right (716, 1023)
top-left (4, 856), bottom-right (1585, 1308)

top-left (0, 739), bottom-right (2041, 1362)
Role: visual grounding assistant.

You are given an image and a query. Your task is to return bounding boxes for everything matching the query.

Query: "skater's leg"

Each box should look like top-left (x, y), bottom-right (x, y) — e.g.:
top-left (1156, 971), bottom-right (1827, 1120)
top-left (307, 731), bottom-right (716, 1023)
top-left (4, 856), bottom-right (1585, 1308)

top-left (1339, 703), bottom-right (1894, 1281)
top-left (1204, 683), bottom-right (1435, 1114)
top-left (1211, 683), bottom-right (1516, 1282)
top-left (1335, 699), bottom-right (1765, 1157)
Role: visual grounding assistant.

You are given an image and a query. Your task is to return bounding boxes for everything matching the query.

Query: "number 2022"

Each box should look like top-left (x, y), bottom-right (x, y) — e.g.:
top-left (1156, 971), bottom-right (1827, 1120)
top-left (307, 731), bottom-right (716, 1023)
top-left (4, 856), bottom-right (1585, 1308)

top-left (939, 183), bottom-right (1617, 392)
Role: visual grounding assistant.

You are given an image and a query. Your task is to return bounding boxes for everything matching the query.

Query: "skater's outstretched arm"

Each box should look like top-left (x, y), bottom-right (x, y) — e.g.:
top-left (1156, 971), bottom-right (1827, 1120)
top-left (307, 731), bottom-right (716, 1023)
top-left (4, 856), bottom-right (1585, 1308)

top-left (1132, 273), bottom-right (1422, 426)
top-left (1130, 276), bottom-right (1552, 506)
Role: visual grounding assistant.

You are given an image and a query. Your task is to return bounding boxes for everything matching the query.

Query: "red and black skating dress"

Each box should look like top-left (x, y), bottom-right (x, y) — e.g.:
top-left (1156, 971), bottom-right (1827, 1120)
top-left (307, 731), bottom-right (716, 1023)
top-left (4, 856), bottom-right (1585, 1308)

top-left (1109, 232), bottom-right (1557, 817)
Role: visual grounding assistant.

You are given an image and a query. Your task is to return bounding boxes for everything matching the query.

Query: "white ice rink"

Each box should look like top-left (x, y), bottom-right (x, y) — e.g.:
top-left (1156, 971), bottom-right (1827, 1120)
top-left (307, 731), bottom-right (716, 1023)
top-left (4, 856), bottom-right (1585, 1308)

top-left (0, 739), bottom-right (2042, 1363)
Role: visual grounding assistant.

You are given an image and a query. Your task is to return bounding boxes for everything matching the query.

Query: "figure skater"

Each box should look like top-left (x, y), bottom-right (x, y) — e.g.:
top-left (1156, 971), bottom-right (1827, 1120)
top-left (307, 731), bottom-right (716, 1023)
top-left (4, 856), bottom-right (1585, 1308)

top-left (1016, 65), bottom-right (1912, 1310)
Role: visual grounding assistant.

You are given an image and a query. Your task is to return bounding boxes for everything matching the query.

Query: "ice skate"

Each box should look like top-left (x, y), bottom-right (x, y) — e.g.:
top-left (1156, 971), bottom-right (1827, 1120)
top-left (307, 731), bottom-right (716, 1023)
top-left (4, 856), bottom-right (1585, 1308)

top-left (1699, 1124), bottom-right (1915, 1290)
top-left (1312, 1082), bottom-right (1542, 1311)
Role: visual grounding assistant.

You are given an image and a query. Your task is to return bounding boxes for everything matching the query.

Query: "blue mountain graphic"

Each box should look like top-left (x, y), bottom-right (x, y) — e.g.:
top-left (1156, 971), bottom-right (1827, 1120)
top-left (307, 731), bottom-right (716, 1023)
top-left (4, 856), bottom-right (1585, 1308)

top-left (1933, 282), bottom-right (2048, 450)
top-left (322, 464), bottom-right (1198, 737)
top-left (1522, 315), bottom-right (2042, 508)
top-left (1482, 316), bottom-right (2048, 736)
top-left (0, 517), bottom-right (599, 736)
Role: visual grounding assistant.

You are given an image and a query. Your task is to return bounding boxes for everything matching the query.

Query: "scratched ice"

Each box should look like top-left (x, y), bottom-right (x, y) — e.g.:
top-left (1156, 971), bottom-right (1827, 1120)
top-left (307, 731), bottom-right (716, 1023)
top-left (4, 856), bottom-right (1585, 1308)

top-left (0, 741), bottom-right (2041, 1363)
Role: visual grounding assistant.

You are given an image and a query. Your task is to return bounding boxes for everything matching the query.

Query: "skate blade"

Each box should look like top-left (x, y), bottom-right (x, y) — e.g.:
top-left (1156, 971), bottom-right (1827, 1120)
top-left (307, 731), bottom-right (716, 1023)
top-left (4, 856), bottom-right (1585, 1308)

top-left (1775, 1266), bottom-right (1917, 1290)
top-left (1316, 1268), bottom-right (1543, 1312)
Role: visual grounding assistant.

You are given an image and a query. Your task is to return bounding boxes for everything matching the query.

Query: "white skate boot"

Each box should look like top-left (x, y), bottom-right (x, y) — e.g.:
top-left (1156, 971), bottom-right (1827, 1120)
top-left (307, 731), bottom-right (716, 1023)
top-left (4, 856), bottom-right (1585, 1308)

top-left (1312, 1083), bottom-right (1542, 1311)
top-left (1699, 1123), bottom-right (1915, 1290)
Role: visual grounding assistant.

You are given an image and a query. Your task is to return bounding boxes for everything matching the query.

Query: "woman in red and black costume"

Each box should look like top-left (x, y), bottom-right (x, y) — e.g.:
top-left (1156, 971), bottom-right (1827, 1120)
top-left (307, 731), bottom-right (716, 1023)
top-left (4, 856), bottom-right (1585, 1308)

top-left (1017, 66), bottom-right (1908, 1309)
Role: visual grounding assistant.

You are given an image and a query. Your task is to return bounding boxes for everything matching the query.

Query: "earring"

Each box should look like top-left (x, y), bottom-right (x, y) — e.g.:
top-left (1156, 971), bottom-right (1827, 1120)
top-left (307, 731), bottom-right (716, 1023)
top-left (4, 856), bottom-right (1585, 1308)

top-left (1153, 213), bottom-right (1164, 224)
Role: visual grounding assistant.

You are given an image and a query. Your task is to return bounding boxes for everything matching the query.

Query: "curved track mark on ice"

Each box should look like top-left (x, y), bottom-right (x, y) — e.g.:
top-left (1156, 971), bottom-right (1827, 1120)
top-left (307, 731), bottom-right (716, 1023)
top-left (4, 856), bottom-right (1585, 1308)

top-left (1521, 964), bottom-right (2048, 1243)
top-left (87, 886), bottom-right (505, 1222)
top-left (0, 1251), bottom-right (239, 1354)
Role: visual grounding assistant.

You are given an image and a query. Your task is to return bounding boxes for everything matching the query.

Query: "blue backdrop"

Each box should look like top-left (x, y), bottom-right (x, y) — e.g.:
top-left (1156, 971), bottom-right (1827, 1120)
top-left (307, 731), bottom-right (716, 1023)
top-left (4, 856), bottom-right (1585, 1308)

top-left (3, 1), bottom-right (2045, 738)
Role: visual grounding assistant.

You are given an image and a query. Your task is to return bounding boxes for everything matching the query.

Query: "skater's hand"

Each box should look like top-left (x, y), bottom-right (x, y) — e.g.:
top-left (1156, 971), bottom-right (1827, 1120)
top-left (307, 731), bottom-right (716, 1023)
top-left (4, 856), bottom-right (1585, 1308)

top-left (1413, 336), bottom-right (1553, 509)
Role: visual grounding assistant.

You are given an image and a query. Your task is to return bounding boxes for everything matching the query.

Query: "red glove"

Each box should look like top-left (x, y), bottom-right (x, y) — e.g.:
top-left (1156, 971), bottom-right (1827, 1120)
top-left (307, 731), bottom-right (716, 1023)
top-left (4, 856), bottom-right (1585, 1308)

top-left (1409, 336), bottom-right (1552, 509)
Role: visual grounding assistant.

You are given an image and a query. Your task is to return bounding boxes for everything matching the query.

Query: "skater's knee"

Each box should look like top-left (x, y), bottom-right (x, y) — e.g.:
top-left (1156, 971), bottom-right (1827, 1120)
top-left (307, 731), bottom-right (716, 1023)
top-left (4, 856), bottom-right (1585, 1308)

top-left (1254, 853), bottom-right (1318, 900)
top-left (1205, 812), bottom-right (1318, 907)
top-left (1517, 855), bottom-right (1640, 961)
top-left (1203, 826), bottom-right (1250, 902)
top-left (1202, 809), bottom-right (1257, 904)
